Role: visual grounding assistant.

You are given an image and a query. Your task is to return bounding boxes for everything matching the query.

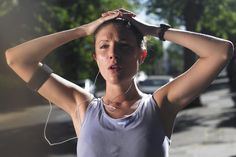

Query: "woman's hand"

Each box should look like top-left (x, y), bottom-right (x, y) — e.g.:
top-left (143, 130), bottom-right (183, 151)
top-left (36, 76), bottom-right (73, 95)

top-left (79, 8), bottom-right (138, 36)
top-left (79, 9), bottom-right (135, 36)
top-left (101, 8), bottom-right (136, 18)
top-left (78, 13), bottom-right (117, 36)
top-left (115, 8), bottom-right (156, 36)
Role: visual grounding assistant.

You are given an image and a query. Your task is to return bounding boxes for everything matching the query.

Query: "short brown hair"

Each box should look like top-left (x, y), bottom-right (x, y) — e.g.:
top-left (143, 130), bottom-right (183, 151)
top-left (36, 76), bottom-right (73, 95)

top-left (94, 18), bottom-right (144, 48)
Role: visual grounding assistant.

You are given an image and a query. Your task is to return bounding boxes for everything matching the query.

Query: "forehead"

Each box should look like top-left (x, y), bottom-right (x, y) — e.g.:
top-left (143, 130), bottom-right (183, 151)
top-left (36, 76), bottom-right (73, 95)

top-left (95, 23), bottom-right (137, 44)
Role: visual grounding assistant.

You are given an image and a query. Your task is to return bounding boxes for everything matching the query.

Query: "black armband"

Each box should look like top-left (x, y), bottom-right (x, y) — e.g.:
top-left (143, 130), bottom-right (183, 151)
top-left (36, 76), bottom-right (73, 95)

top-left (27, 63), bottom-right (53, 91)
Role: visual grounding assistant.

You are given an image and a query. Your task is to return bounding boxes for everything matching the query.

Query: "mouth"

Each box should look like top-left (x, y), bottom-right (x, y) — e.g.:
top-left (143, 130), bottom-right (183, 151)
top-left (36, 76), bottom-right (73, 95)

top-left (108, 64), bottom-right (122, 71)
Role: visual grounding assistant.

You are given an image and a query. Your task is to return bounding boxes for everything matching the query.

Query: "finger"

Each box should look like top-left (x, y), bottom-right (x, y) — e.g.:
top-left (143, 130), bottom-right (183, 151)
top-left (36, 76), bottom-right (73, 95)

top-left (102, 11), bottom-right (120, 21)
top-left (117, 13), bottom-right (136, 19)
top-left (116, 8), bottom-right (136, 16)
top-left (101, 10), bottom-right (119, 17)
top-left (102, 9), bottom-right (136, 17)
top-left (101, 9), bottom-right (135, 20)
top-left (101, 12), bottom-right (108, 17)
top-left (120, 12), bottom-right (136, 17)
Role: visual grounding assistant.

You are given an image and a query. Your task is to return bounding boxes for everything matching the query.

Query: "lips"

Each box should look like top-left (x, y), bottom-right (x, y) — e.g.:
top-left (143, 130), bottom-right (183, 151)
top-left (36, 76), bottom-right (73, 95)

top-left (108, 64), bottom-right (122, 71)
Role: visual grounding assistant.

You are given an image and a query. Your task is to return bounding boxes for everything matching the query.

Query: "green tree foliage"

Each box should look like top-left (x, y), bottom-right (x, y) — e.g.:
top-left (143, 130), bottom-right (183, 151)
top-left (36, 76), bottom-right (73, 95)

top-left (0, 0), bottom-right (134, 82)
top-left (0, 0), bottom-right (45, 81)
top-left (141, 37), bottom-right (163, 75)
top-left (166, 43), bottom-right (184, 76)
top-left (0, 0), bottom-right (18, 16)
top-left (144, 0), bottom-right (236, 106)
top-left (145, 0), bottom-right (204, 71)
top-left (145, 0), bottom-right (236, 68)
top-left (197, 0), bottom-right (236, 42)
top-left (34, 0), bottom-right (134, 81)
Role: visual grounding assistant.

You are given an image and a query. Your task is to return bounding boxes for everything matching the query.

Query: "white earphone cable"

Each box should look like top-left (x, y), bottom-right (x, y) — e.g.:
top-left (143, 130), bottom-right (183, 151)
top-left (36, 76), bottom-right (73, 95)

top-left (44, 71), bottom-right (138, 146)
top-left (44, 101), bottom-right (78, 146)
top-left (44, 71), bottom-right (100, 146)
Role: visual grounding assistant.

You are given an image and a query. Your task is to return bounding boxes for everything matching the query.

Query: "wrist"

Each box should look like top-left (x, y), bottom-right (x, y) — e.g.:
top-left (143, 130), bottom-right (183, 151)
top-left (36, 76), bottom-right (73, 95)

top-left (74, 26), bottom-right (88, 38)
top-left (145, 25), bottom-right (159, 36)
top-left (157, 24), bottom-right (171, 41)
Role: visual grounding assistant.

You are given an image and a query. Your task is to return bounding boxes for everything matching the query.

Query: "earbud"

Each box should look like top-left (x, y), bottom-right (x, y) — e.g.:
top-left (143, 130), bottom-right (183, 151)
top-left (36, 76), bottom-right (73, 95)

top-left (139, 49), bottom-right (148, 64)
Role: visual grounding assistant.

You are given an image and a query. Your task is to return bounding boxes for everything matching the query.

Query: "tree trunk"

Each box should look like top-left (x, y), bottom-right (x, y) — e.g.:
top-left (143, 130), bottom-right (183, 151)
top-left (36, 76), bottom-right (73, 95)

top-left (183, 0), bottom-right (204, 108)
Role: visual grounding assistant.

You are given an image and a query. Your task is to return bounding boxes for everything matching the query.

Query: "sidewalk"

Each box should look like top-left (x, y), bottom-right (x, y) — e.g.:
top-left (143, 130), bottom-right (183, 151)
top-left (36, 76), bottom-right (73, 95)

top-left (0, 104), bottom-right (77, 157)
top-left (170, 88), bottom-right (236, 157)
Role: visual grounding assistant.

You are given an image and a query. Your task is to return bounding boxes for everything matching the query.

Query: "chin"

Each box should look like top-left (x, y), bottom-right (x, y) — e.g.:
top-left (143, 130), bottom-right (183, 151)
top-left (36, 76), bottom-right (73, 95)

top-left (103, 70), bottom-right (137, 84)
top-left (108, 75), bottom-right (135, 85)
top-left (107, 77), bottom-right (124, 84)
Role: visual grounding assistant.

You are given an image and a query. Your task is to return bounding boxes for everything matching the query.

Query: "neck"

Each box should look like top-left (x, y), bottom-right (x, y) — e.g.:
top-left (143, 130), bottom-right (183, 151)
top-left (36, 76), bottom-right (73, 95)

top-left (104, 79), bottom-right (141, 103)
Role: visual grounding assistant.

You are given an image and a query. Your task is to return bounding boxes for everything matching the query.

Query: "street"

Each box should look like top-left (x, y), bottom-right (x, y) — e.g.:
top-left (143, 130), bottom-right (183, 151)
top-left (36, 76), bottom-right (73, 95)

top-left (0, 104), bottom-right (77, 157)
top-left (0, 86), bottom-right (235, 157)
top-left (170, 88), bottom-right (236, 157)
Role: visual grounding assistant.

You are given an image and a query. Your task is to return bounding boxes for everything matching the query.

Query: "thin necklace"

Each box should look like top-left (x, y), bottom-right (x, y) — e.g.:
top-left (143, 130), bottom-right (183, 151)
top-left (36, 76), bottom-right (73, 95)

top-left (102, 82), bottom-right (133, 112)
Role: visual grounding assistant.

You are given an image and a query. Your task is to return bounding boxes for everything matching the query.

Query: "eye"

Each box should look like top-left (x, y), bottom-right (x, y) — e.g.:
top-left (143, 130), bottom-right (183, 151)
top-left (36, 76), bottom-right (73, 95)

top-left (100, 44), bottom-right (109, 49)
top-left (119, 43), bottom-right (133, 51)
top-left (121, 44), bottom-right (129, 48)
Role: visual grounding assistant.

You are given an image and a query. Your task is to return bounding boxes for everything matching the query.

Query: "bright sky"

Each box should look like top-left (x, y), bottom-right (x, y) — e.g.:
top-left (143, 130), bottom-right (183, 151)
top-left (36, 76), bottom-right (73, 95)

top-left (137, 9), bottom-right (171, 49)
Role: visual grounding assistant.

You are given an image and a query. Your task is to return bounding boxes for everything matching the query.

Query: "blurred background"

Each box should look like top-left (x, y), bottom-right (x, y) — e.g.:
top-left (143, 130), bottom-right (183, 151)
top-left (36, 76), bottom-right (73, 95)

top-left (0, 0), bottom-right (236, 156)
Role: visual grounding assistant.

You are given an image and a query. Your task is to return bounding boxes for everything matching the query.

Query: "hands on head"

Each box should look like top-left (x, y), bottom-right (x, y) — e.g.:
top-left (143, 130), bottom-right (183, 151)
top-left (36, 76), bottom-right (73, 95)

top-left (101, 8), bottom-right (151, 36)
top-left (101, 8), bottom-right (136, 19)
top-left (82, 8), bottom-right (151, 37)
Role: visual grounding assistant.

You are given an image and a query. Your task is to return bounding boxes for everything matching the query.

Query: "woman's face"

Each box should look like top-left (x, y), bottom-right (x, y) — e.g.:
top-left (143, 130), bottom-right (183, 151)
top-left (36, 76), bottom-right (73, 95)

top-left (94, 23), bottom-right (142, 84)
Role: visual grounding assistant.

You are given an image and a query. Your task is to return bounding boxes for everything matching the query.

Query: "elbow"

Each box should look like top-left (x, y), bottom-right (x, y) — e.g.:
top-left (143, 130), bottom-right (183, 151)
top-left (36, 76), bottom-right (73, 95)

top-left (222, 40), bottom-right (234, 62)
top-left (226, 41), bottom-right (234, 59)
top-left (5, 48), bottom-right (15, 67)
top-left (5, 48), bottom-right (37, 69)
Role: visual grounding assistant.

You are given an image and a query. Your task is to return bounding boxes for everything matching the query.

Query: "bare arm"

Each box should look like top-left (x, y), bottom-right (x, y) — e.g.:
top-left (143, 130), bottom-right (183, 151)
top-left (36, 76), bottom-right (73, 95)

top-left (5, 27), bottom-right (89, 114)
top-left (153, 28), bottom-right (234, 109)
top-left (116, 9), bottom-right (234, 137)
top-left (151, 28), bottom-right (233, 138)
top-left (121, 12), bottom-right (234, 109)
top-left (4, 12), bottom-right (121, 125)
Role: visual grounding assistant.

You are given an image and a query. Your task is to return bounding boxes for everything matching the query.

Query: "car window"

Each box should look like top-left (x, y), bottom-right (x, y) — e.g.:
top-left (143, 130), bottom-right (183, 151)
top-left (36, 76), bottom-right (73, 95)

top-left (139, 79), bottom-right (169, 86)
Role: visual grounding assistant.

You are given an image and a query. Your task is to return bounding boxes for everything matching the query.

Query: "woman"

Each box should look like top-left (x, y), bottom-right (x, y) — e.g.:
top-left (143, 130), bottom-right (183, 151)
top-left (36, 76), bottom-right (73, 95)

top-left (5, 9), bottom-right (234, 157)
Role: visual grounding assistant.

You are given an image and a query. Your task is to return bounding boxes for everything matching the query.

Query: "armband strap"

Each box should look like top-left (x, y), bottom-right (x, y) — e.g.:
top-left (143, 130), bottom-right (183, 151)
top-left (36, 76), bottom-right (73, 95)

top-left (27, 63), bottom-right (53, 91)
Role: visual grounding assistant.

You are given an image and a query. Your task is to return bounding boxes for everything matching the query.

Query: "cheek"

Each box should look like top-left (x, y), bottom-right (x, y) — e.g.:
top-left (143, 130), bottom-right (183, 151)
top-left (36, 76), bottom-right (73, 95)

top-left (95, 55), bottom-right (108, 72)
top-left (96, 54), bottom-right (108, 66)
top-left (97, 55), bottom-right (108, 62)
top-left (125, 53), bottom-right (140, 64)
top-left (123, 55), bottom-right (140, 73)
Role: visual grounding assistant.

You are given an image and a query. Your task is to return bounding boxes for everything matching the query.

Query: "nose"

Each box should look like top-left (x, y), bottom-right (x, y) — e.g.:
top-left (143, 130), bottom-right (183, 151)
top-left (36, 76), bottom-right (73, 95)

top-left (108, 44), bottom-right (119, 60)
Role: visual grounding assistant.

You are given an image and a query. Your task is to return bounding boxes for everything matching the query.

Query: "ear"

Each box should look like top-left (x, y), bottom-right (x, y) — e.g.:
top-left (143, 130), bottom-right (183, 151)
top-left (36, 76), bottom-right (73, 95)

top-left (93, 53), bottom-right (97, 61)
top-left (139, 49), bottom-right (147, 64)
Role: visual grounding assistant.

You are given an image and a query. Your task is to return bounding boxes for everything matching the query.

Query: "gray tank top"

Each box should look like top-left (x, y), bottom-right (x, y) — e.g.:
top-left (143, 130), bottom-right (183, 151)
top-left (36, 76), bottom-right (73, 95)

top-left (77, 94), bottom-right (170, 157)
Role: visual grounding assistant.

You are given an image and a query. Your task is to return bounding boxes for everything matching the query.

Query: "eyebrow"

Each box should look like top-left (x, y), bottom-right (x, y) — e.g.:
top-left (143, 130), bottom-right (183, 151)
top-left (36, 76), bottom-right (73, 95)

top-left (98, 39), bottom-right (130, 43)
top-left (119, 40), bottom-right (129, 43)
top-left (97, 40), bottom-right (109, 44)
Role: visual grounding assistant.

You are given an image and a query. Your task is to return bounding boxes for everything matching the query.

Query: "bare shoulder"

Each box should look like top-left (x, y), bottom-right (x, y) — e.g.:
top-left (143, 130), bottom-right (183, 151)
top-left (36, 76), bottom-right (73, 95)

top-left (152, 82), bottom-right (181, 138)
top-left (152, 81), bottom-right (181, 114)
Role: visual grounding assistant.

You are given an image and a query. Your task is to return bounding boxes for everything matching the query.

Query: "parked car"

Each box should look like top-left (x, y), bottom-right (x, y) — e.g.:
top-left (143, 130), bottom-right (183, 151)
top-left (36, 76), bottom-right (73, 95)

top-left (138, 75), bottom-right (173, 94)
top-left (75, 79), bottom-right (96, 94)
